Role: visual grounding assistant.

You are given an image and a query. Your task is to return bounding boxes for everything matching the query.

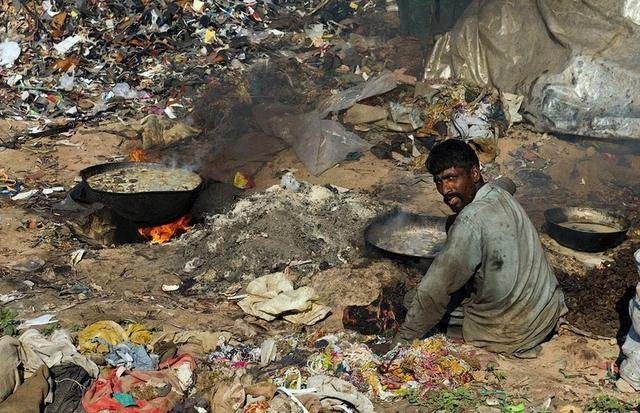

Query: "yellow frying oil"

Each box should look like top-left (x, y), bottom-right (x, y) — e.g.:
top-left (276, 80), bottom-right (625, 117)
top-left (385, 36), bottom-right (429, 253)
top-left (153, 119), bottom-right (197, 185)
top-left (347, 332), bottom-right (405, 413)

top-left (557, 221), bottom-right (619, 234)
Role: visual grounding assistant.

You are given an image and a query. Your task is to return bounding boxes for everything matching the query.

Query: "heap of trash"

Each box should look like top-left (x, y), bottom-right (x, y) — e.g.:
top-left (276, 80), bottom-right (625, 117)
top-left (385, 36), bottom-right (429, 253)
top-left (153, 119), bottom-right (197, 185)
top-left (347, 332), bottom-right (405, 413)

top-left (0, 316), bottom-right (487, 412)
top-left (0, 0), bottom-right (371, 139)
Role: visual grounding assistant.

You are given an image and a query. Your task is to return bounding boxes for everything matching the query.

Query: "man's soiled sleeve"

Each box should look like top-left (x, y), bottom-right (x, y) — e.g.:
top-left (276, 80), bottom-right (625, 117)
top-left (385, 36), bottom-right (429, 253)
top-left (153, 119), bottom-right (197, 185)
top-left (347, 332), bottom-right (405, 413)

top-left (397, 216), bottom-right (483, 341)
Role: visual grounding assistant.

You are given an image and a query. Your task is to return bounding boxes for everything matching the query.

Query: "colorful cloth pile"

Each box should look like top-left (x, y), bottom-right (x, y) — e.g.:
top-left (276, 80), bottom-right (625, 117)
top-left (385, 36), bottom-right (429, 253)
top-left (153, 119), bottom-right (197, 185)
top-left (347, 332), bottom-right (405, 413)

top-left (305, 335), bottom-right (476, 401)
top-left (81, 355), bottom-right (195, 413)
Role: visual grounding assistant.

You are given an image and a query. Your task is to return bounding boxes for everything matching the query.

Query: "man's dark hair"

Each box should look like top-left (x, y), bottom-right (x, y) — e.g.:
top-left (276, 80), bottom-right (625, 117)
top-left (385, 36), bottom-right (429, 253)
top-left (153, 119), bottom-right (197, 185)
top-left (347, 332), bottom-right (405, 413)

top-left (426, 139), bottom-right (479, 176)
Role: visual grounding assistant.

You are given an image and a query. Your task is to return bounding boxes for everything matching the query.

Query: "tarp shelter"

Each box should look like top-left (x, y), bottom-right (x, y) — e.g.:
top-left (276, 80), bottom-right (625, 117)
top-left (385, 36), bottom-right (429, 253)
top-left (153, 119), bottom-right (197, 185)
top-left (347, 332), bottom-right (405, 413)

top-left (423, 0), bottom-right (640, 140)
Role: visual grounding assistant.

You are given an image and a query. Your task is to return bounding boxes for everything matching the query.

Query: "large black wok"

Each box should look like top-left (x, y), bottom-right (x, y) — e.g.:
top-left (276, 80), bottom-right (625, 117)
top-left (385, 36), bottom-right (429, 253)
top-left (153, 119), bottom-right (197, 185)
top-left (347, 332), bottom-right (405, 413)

top-left (75, 162), bottom-right (202, 225)
top-left (544, 207), bottom-right (629, 252)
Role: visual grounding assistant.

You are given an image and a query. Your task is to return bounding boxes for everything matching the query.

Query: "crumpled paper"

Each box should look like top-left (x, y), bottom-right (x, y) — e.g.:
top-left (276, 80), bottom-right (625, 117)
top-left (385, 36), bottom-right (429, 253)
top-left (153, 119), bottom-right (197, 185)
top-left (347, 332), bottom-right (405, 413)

top-left (238, 273), bottom-right (331, 325)
top-left (210, 380), bottom-right (245, 413)
top-left (151, 330), bottom-right (231, 354)
top-left (307, 375), bottom-right (375, 413)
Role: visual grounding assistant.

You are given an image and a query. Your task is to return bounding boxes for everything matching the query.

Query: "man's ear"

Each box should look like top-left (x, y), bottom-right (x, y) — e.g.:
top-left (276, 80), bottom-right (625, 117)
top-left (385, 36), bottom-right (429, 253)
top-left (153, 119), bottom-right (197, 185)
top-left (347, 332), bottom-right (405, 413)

top-left (471, 165), bottom-right (481, 183)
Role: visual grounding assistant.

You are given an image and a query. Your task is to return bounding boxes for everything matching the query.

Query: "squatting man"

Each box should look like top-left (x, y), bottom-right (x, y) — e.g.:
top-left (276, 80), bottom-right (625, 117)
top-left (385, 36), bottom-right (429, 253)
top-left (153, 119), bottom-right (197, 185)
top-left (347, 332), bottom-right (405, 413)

top-left (393, 139), bottom-right (567, 355)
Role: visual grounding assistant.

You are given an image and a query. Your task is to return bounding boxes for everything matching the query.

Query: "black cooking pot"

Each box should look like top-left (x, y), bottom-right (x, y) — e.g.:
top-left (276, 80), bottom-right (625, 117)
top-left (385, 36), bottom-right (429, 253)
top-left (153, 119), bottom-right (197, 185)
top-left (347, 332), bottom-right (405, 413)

top-left (544, 207), bottom-right (629, 252)
top-left (76, 162), bottom-right (202, 225)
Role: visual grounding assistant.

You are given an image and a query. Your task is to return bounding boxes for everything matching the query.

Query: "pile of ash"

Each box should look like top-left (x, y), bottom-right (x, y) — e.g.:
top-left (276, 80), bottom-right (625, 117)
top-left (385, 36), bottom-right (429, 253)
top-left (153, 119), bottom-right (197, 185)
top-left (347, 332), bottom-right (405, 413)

top-left (180, 182), bottom-right (385, 293)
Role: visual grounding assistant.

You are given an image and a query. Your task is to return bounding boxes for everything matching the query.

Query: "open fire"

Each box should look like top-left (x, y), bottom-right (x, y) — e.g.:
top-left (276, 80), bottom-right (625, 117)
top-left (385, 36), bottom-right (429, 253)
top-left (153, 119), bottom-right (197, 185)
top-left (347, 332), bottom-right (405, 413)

top-left (138, 214), bottom-right (191, 244)
top-left (129, 147), bottom-right (153, 162)
top-left (128, 147), bottom-right (192, 244)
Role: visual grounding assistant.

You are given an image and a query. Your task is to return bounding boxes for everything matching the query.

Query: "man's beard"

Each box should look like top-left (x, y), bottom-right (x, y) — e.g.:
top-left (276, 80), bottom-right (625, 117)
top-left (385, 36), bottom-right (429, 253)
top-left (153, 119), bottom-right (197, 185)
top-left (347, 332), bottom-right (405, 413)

top-left (443, 192), bottom-right (467, 213)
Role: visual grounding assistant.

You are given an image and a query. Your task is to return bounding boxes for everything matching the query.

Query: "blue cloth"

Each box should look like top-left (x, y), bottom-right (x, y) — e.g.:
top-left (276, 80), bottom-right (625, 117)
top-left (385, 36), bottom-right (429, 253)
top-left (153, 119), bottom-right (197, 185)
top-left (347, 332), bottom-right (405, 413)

top-left (113, 392), bottom-right (136, 407)
top-left (95, 339), bottom-right (158, 371)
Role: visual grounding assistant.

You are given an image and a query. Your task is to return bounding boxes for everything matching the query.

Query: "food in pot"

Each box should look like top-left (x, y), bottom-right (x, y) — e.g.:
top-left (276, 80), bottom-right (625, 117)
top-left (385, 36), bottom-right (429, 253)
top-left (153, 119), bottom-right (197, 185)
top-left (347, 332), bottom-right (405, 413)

top-left (87, 165), bottom-right (201, 193)
top-left (557, 221), bottom-right (620, 233)
top-left (375, 227), bottom-right (446, 257)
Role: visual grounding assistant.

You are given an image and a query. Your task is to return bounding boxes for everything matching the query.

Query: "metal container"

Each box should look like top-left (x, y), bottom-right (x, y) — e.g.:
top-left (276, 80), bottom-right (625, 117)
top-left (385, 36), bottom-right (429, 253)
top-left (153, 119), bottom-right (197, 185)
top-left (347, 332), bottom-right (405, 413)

top-left (544, 207), bottom-right (629, 252)
top-left (77, 162), bottom-right (202, 225)
top-left (365, 209), bottom-right (448, 259)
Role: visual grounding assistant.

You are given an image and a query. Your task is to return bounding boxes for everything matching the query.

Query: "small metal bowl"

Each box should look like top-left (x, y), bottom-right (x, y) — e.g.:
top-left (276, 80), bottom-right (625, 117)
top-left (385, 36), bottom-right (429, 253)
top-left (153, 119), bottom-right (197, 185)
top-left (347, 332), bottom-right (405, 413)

top-left (544, 207), bottom-right (629, 252)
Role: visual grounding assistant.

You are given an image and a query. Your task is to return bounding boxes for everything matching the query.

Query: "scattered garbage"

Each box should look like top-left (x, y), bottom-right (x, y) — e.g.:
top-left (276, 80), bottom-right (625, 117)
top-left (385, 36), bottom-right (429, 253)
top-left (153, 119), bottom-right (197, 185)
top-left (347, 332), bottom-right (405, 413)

top-left (17, 314), bottom-right (57, 330)
top-left (280, 172), bottom-right (301, 192)
top-left (102, 341), bottom-right (159, 371)
top-left (0, 170), bottom-right (21, 196)
top-left (42, 187), bottom-right (65, 195)
top-left (11, 189), bottom-right (39, 201)
top-left (10, 256), bottom-right (46, 272)
top-left (78, 321), bottom-right (151, 354)
top-left (69, 249), bottom-right (85, 267)
top-left (343, 103), bottom-right (388, 125)
top-left (196, 332), bottom-right (481, 411)
top-left (0, 0), bottom-right (376, 148)
top-left (81, 354), bottom-right (195, 412)
top-left (317, 72), bottom-right (400, 117)
top-left (292, 116), bottom-right (371, 176)
top-left (306, 335), bottom-right (475, 401)
top-left (0, 292), bottom-right (23, 304)
top-left (44, 364), bottom-right (92, 413)
top-left (233, 171), bottom-right (256, 190)
top-left (18, 329), bottom-right (99, 378)
top-left (161, 284), bottom-right (180, 292)
top-left (390, 102), bottom-right (424, 130)
top-left (452, 101), bottom-right (500, 140)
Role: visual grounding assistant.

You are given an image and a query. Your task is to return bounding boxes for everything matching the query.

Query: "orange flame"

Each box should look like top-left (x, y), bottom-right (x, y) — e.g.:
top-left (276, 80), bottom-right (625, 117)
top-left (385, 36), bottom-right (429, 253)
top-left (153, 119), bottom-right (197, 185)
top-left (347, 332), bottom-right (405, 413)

top-left (130, 148), bottom-right (152, 162)
top-left (138, 214), bottom-right (191, 244)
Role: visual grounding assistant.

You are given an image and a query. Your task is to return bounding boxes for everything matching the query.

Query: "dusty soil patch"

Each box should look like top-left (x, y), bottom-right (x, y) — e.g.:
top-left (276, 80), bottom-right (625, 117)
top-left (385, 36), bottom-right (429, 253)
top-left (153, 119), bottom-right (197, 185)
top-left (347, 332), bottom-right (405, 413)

top-left (309, 260), bottom-right (415, 332)
top-left (556, 242), bottom-right (640, 341)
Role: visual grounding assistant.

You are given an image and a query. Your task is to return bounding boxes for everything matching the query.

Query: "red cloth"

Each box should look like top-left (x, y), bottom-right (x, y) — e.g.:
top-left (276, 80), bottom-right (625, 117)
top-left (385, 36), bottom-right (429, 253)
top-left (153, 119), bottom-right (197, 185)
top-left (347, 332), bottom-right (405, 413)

top-left (82, 355), bottom-right (195, 413)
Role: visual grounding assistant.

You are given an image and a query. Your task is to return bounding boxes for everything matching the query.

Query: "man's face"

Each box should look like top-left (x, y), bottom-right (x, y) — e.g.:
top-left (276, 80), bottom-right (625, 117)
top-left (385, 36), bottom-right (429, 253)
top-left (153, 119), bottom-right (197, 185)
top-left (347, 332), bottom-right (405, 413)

top-left (433, 166), bottom-right (481, 213)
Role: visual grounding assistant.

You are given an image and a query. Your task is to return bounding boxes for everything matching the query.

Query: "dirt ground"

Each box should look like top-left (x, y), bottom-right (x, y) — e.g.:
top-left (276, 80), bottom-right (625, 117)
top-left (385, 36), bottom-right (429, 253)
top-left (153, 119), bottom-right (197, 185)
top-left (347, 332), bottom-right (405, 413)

top-left (3, 114), bottom-right (640, 410)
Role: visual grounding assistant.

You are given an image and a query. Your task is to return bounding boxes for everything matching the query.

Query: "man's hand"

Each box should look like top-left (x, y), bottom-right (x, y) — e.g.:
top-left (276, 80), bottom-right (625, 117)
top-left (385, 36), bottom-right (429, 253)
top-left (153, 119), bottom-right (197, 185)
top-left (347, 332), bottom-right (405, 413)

top-left (369, 341), bottom-right (392, 355)
top-left (369, 335), bottom-right (408, 355)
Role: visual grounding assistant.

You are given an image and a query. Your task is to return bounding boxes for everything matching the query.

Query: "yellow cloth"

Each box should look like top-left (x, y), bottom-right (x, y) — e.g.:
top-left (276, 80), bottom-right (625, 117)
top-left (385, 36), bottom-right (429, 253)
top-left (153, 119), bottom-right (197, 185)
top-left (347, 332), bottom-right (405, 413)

top-left (78, 321), bottom-right (153, 353)
top-left (126, 323), bottom-right (152, 345)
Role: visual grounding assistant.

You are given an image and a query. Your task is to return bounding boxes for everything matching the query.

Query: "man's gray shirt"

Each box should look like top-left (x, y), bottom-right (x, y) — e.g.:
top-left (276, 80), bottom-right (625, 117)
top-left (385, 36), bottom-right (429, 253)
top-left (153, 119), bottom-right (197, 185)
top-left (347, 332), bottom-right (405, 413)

top-left (398, 183), bottom-right (567, 353)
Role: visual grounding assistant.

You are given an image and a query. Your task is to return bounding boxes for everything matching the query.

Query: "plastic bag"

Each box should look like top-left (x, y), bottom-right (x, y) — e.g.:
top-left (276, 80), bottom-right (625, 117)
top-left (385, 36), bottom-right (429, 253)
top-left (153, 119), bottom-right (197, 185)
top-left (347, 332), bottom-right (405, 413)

top-left (254, 73), bottom-right (400, 175)
top-left (0, 41), bottom-right (20, 67)
top-left (317, 72), bottom-right (399, 117)
top-left (291, 117), bottom-right (370, 176)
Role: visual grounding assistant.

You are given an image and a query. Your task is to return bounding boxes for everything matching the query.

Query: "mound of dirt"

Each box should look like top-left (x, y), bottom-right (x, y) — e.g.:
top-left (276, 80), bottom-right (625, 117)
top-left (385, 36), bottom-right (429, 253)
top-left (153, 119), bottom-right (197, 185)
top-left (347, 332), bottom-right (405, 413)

top-left (182, 183), bottom-right (385, 292)
top-left (556, 242), bottom-right (640, 342)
